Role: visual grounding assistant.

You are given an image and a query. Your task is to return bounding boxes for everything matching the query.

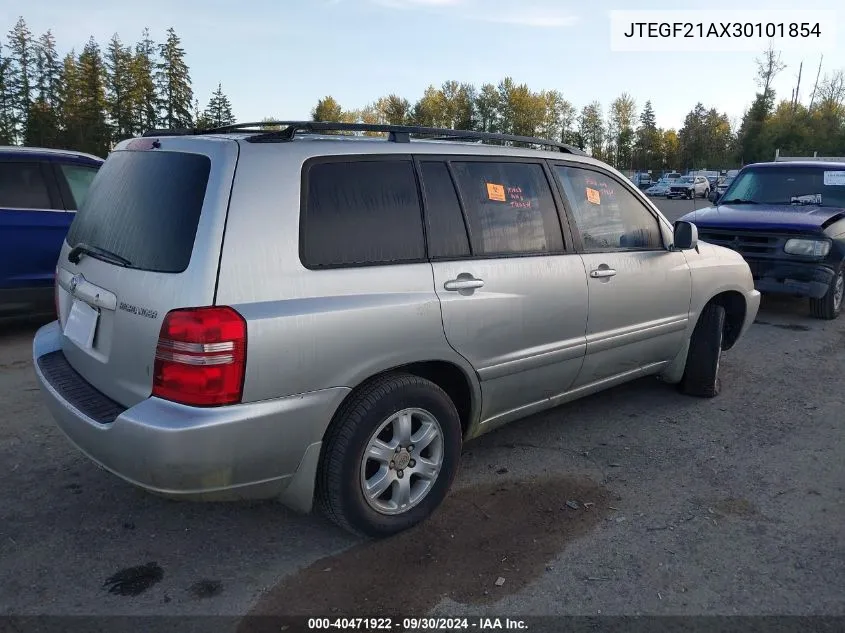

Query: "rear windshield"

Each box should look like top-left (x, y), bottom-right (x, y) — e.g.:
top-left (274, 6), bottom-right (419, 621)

top-left (66, 150), bottom-right (211, 273)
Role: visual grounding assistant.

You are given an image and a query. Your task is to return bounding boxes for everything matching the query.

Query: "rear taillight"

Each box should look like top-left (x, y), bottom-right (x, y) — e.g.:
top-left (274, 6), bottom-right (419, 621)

top-left (152, 306), bottom-right (247, 407)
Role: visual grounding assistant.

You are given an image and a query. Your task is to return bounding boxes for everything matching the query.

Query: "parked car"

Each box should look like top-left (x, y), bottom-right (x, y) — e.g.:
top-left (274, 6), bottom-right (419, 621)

top-left (33, 122), bottom-right (760, 538)
top-left (682, 160), bottom-right (845, 319)
top-left (709, 176), bottom-right (734, 202)
top-left (664, 171), bottom-right (682, 181)
top-left (630, 172), bottom-right (652, 188)
top-left (645, 177), bottom-right (672, 196)
top-left (668, 175), bottom-right (710, 199)
top-left (0, 146), bottom-right (103, 318)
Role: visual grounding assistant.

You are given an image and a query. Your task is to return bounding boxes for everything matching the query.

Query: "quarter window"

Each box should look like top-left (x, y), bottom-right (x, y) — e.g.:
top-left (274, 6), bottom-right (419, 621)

top-left (450, 161), bottom-right (563, 256)
top-left (301, 159), bottom-right (426, 268)
top-left (554, 166), bottom-right (663, 251)
top-left (60, 163), bottom-right (100, 209)
top-left (0, 162), bottom-right (51, 209)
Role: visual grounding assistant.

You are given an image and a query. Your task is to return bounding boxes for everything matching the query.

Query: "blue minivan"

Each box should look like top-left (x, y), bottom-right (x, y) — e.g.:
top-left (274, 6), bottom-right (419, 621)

top-left (0, 146), bottom-right (103, 318)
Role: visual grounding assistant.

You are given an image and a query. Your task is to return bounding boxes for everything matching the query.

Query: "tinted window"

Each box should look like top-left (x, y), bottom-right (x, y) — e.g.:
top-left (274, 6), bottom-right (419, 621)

top-left (418, 161), bottom-right (470, 259)
top-left (554, 166), bottom-right (663, 251)
top-left (66, 151), bottom-right (211, 273)
top-left (302, 160), bottom-right (425, 268)
top-left (60, 163), bottom-right (100, 209)
top-left (0, 161), bottom-right (51, 209)
top-left (723, 166), bottom-right (845, 207)
top-left (450, 161), bottom-right (563, 256)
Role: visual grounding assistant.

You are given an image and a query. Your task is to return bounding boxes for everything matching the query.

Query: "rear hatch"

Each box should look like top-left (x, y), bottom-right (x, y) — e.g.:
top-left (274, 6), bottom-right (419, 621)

top-left (55, 136), bottom-right (239, 407)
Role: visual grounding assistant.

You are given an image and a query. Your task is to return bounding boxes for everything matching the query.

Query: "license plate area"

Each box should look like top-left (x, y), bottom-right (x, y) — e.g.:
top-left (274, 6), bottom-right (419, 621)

top-left (64, 299), bottom-right (100, 349)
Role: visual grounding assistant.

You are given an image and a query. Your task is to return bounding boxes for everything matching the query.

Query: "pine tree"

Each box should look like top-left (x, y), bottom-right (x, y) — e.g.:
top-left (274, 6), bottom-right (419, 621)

top-left (58, 51), bottom-right (82, 149)
top-left (128, 28), bottom-right (159, 135)
top-left (0, 45), bottom-right (14, 143)
top-left (25, 31), bottom-right (61, 147)
top-left (5, 17), bottom-right (36, 143)
top-left (156, 27), bottom-right (192, 129)
top-left (203, 82), bottom-right (235, 128)
top-left (76, 38), bottom-right (110, 156)
top-left (105, 33), bottom-right (134, 141)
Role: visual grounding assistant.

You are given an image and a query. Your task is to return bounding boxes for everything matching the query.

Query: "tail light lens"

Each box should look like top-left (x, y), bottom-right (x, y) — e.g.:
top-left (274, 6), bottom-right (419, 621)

top-left (152, 306), bottom-right (247, 407)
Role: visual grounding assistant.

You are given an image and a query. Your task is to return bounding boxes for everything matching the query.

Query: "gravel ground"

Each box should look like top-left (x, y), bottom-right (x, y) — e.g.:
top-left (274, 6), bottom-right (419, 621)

top-left (1, 197), bottom-right (843, 625)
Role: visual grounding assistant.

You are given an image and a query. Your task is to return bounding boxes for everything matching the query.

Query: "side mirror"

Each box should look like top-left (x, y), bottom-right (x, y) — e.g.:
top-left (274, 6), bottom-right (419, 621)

top-left (673, 220), bottom-right (698, 250)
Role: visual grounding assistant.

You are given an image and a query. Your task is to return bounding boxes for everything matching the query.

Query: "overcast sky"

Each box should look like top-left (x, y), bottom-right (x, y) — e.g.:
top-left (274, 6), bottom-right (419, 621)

top-left (2, 0), bottom-right (842, 131)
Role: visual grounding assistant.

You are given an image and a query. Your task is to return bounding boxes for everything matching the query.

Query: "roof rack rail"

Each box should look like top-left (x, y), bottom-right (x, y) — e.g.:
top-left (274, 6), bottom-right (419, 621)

top-left (141, 121), bottom-right (586, 155)
top-left (243, 121), bottom-right (585, 154)
top-left (141, 122), bottom-right (305, 137)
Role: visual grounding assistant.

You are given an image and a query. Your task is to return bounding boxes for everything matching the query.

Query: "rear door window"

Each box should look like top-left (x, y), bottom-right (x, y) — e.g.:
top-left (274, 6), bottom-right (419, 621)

top-left (0, 161), bottom-right (52, 209)
top-left (449, 161), bottom-right (564, 256)
top-left (300, 158), bottom-right (426, 268)
top-left (66, 150), bottom-right (211, 273)
top-left (59, 163), bottom-right (100, 209)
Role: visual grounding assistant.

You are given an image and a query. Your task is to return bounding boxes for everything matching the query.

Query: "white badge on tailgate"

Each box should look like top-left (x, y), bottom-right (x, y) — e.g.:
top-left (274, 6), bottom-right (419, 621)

top-left (64, 299), bottom-right (99, 349)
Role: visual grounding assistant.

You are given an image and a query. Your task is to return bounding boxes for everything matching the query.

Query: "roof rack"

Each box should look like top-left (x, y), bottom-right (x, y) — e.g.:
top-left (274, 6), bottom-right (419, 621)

top-left (247, 121), bottom-right (585, 154)
top-left (141, 121), bottom-right (585, 155)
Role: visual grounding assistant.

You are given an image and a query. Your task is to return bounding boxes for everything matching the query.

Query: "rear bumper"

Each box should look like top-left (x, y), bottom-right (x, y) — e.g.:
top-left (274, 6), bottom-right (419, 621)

top-left (33, 321), bottom-right (349, 508)
top-left (748, 259), bottom-right (835, 299)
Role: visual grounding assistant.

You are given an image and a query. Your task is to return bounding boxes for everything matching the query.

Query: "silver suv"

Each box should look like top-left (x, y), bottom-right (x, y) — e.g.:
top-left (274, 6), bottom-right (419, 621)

top-left (33, 122), bottom-right (760, 537)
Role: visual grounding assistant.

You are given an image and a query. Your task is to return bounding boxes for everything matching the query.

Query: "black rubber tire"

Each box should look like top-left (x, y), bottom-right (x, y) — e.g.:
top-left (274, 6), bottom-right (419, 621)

top-left (809, 265), bottom-right (844, 320)
top-left (316, 372), bottom-right (462, 538)
top-left (704, 188), bottom-right (710, 199)
top-left (687, 189), bottom-right (693, 200)
top-left (679, 303), bottom-right (726, 398)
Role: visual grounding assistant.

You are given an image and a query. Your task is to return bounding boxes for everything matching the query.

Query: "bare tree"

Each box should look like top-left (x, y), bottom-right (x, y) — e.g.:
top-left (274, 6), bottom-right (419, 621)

top-left (755, 43), bottom-right (786, 100)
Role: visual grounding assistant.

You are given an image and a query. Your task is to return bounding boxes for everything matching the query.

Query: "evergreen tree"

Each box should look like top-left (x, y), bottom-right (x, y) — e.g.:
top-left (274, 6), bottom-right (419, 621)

top-left (203, 82), bottom-right (235, 128)
top-left (0, 45), bottom-right (14, 143)
top-left (156, 27), bottom-right (193, 129)
top-left (634, 100), bottom-right (661, 172)
top-left (58, 50), bottom-right (82, 149)
top-left (105, 34), bottom-right (134, 141)
top-left (193, 98), bottom-right (211, 130)
top-left (76, 38), bottom-right (110, 156)
top-left (5, 17), bottom-right (36, 143)
top-left (130, 28), bottom-right (158, 134)
top-left (25, 32), bottom-right (61, 147)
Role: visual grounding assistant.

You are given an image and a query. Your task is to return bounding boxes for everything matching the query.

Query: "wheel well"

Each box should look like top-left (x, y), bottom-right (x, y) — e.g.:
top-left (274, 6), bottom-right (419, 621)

top-left (327, 361), bottom-right (475, 440)
top-left (707, 291), bottom-right (746, 350)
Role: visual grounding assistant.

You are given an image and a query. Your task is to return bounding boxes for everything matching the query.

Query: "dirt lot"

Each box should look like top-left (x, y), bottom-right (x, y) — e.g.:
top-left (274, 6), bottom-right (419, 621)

top-left (1, 197), bottom-right (843, 625)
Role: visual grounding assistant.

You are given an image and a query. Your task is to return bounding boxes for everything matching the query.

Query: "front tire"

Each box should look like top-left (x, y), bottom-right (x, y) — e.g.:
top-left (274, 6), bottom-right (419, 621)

top-left (809, 265), bottom-right (844, 320)
top-left (679, 303), bottom-right (726, 398)
top-left (317, 373), bottom-right (462, 538)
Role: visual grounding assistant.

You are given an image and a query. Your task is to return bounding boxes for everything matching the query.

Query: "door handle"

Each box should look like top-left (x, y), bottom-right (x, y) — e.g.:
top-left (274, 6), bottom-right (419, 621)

top-left (444, 277), bottom-right (485, 291)
top-left (590, 268), bottom-right (617, 279)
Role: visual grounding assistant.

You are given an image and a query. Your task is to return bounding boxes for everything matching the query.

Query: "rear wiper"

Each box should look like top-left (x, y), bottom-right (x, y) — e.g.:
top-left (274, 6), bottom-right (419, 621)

top-left (720, 198), bottom-right (759, 205)
top-left (68, 243), bottom-right (132, 267)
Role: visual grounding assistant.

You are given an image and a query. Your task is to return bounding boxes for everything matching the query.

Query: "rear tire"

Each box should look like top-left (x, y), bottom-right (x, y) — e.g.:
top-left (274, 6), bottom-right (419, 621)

top-left (809, 265), bottom-right (844, 320)
top-left (317, 373), bottom-right (462, 538)
top-left (679, 303), bottom-right (726, 398)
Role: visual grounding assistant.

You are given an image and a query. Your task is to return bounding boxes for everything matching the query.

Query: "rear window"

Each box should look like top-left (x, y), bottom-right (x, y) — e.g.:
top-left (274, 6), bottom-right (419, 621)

top-left (66, 151), bottom-right (211, 273)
